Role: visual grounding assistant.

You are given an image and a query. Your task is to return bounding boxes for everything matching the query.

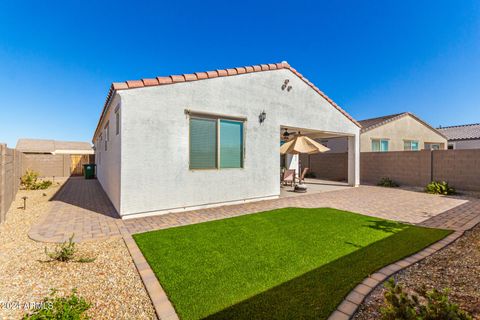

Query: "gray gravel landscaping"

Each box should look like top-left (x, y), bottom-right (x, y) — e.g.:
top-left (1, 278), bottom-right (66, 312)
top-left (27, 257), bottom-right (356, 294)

top-left (354, 222), bottom-right (480, 320)
top-left (0, 182), bottom-right (156, 319)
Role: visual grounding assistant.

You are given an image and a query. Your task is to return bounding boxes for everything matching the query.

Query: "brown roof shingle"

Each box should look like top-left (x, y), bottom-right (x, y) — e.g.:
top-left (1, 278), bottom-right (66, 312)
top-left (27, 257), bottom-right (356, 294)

top-left (437, 123), bottom-right (480, 141)
top-left (358, 112), bottom-right (448, 139)
top-left (358, 113), bottom-right (405, 131)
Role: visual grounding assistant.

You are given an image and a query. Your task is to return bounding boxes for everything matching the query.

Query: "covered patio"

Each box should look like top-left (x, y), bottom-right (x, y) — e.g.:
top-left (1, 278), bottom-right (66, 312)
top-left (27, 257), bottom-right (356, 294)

top-left (279, 125), bottom-right (358, 196)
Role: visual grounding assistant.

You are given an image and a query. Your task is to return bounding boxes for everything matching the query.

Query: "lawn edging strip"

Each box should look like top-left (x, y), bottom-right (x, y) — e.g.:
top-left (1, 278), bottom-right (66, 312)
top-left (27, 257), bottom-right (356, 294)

top-left (116, 221), bottom-right (179, 320)
top-left (328, 230), bottom-right (463, 320)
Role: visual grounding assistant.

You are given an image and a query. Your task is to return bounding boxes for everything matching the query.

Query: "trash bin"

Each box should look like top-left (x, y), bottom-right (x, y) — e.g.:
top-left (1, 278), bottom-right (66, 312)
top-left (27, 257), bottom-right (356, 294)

top-left (83, 164), bottom-right (96, 179)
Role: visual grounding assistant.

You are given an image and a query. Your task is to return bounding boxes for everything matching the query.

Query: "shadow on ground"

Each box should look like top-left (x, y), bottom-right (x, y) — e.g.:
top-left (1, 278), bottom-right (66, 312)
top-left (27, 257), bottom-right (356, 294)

top-left (365, 220), bottom-right (409, 233)
top-left (50, 177), bottom-right (120, 218)
top-left (202, 227), bottom-right (449, 320)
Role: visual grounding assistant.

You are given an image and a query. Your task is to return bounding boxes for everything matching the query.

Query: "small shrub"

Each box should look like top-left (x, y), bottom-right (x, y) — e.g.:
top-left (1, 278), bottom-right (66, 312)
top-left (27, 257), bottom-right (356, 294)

top-left (45, 235), bottom-right (76, 262)
top-left (381, 278), bottom-right (472, 320)
top-left (37, 180), bottom-right (53, 189)
top-left (378, 177), bottom-right (399, 188)
top-left (21, 170), bottom-right (39, 190)
top-left (21, 170), bottom-right (52, 190)
top-left (22, 289), bottom-right (91, 320)
top-left (44, 234), bottom-right (96, 263)
top-left (304, 172), bottom-right (316, 179)
top-left (425, 181), bottom-right (456, 195)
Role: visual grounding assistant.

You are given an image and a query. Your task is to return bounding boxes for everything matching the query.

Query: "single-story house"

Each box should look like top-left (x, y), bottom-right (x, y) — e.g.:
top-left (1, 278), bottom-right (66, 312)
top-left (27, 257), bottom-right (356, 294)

top-left (437, 123), bottom-right (480, 149)
top-left (16, 139), bottom-right (94, 155)
top-left (16, 138), bottom-right (94, 176)
top-left (92, 62), bottom-right (361, 219)
top-left (320, 112), bottom-right (448, 152)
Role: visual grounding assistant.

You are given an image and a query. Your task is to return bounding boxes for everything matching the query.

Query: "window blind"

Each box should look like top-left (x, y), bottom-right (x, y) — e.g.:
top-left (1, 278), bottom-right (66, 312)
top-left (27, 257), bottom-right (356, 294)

top-left (190, 118), bottom-right (217, 169)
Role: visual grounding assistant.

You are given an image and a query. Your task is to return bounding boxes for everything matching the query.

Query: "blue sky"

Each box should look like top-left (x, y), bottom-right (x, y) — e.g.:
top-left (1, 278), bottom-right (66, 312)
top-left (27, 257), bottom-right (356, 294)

top-left (0, 0), bottom-right (479, 147)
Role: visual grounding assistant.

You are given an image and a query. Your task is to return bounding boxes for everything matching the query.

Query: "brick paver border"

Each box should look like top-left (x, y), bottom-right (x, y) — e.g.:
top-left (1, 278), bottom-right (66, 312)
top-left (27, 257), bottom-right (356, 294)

top-left (328, 210), bottom-right (480, 320)
top-left (116, 220), bottom-right (180, 320)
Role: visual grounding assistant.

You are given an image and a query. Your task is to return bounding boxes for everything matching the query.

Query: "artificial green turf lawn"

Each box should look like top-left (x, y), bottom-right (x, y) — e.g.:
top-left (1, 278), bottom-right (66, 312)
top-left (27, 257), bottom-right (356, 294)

top-left (133, 207), bottom-right (451, 320)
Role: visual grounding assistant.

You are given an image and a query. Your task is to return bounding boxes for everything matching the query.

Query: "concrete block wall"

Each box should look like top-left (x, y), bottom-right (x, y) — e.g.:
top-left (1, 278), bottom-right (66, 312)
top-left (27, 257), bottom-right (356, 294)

top-left (0, 144), bottom-right (24, 223)
top-left (308, 149), bottom-right (480, 191)
top-left (361, 151), bottom-right (432, 187)
top-left (300, 153), bottom-right (348, 181)
top-left (433, 149), bottom-right (480, 191)
top-left (22, 154), bottom-right (71, 178)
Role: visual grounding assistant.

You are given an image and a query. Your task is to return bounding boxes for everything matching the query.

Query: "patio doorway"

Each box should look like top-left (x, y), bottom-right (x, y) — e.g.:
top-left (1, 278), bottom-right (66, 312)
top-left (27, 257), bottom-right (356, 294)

top-left (279, 125), bottom-right (353, 197)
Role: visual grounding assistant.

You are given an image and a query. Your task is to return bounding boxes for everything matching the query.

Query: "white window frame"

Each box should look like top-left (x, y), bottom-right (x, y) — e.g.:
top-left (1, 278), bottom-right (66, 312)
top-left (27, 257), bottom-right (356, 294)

top-left (404, 140), bottom-right (419, 151)
top-left (189, 115), bottom-right (245, 170)
top-left (115, 104), bottom-right (120, 135)
top-left (104, 121), bottom-right (109, 151)
top-left (371, 139), bottom-right (389, 152)
top-left (425, 143), bottom-right (441, 150)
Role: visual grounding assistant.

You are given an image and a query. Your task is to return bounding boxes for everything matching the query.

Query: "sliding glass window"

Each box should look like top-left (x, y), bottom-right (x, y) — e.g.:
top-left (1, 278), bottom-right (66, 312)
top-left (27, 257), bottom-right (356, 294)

top-left (220, 120), bottom-right (243, 168)
top-left (189, 117), bottom-right (244, 169)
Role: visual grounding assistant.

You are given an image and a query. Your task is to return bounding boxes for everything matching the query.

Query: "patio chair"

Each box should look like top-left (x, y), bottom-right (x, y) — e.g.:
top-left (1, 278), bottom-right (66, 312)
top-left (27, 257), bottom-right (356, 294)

top-left (282, 169), bottom-right (295, 186)
top-left (297, 167), bottom-right (309, 184)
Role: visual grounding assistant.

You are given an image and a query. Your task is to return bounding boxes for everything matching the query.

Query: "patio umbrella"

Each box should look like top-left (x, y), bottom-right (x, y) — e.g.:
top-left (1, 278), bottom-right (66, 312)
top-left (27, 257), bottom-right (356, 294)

top-left (280, 135), bottom-right (330, 155)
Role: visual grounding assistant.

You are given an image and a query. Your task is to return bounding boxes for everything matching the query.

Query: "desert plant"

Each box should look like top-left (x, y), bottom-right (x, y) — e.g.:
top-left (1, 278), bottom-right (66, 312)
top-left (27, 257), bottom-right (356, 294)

top-left (21, 169), bottom-right (39, 190)
top-left (419, 287), bottom-right (472, 320)
top-left (381, 279), bottom-right (419, 320)
top-left (378, 177), bottom-right (399, 188)
top-left (44, 234), bottom-right (95, 263)
top-left (37, 180), bottom-right (53, 189)
top-left (425, 181), bottom-right (456, 195)
top-left (381, 278), bottom-right (472, 320)
top-left (21, 170), bottom-right (52, 190)
top-left (22, 288), bottom-right (91, 320)
top-left (45, 235), bottom-right (76, 262)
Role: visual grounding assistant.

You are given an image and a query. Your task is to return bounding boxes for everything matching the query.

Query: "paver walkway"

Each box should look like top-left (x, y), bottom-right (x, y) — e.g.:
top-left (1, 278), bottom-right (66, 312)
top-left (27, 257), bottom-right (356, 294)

top-left (29, 177), bottom-right (121, 242)
top-left (29, 177), bottom-right (480, 243)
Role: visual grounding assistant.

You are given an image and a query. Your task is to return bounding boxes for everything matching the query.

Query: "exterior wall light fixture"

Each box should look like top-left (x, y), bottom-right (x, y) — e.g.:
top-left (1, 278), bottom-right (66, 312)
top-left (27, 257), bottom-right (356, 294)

top-left (259, 110), bottom-right (267, 124)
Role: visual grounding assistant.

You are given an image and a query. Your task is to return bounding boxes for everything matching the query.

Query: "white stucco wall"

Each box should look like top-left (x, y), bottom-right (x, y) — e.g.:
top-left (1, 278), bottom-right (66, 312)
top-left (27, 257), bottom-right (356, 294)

top-left (94, 94), bottom-right (121, 213)
top-left (107, 69), bottom-right (359, 217)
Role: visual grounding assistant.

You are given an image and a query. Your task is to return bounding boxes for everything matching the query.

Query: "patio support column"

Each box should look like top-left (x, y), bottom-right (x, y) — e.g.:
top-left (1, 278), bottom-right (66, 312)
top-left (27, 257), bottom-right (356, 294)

top-left (348, 134), bottom-right (360, 187)
top-left (285, 154), bottom-right (299, 178)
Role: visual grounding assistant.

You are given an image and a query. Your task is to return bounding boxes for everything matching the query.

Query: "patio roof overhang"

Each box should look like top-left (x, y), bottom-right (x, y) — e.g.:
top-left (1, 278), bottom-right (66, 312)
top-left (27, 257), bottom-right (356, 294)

top-left (280, 125), bottom-right (355, 141)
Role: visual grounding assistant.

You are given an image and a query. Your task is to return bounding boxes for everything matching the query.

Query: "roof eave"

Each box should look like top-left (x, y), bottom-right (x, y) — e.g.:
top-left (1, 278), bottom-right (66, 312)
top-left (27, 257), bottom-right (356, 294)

top-left (360, 112), bottom-right (448, 140)
top-left (92, 62), bottom-right (362, 141)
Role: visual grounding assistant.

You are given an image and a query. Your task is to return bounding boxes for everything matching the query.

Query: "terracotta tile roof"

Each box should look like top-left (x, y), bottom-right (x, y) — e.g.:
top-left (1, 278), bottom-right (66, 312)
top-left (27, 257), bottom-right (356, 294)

top-left (359, 112), bottom-right (448, 139)
top-left (437, 123), bottom-right (480, 141)
top-left (94, 62), bottom-right (361, 140)
top-left (16, 139), bottom-right (93, 154)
